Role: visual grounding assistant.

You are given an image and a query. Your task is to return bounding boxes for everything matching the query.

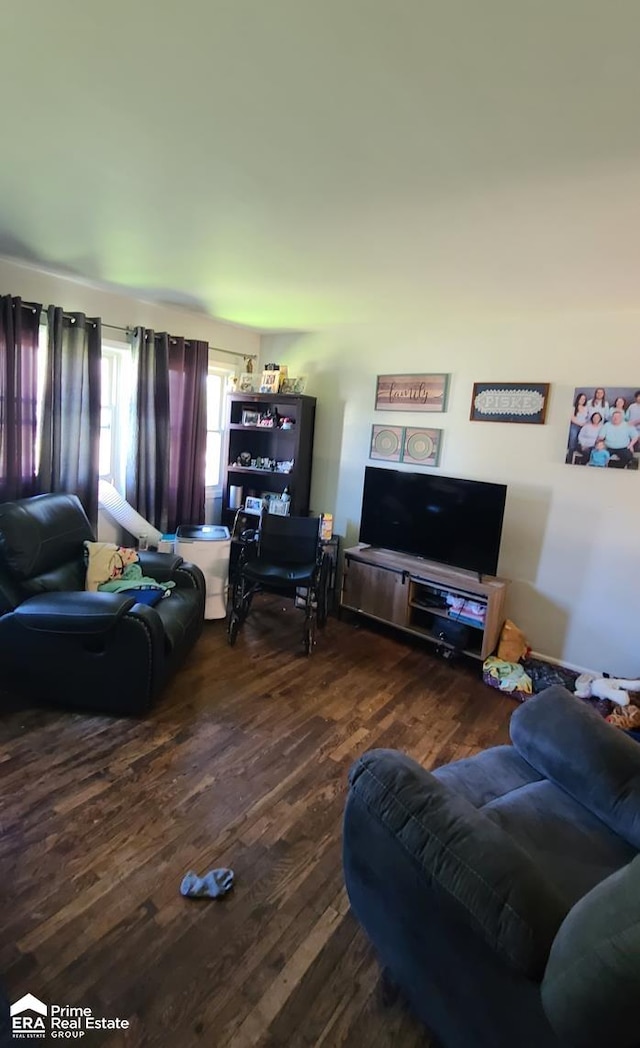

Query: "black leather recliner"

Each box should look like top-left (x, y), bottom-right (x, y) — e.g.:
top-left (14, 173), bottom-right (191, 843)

top-left (0, 493), bottom-right (206, 715)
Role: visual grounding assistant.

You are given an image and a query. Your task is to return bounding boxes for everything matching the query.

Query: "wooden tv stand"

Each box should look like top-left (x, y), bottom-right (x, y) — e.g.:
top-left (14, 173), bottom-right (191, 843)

top-left (340, 545), bottom-right (509, 660)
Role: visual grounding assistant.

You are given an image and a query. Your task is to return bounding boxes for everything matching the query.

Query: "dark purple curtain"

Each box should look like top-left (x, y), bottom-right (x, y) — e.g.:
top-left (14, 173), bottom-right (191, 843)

top-left (38, 307), bottom-right (101, 527)
top-left (127, 330), bottom-right (207, 533)
top-left (167, 337), bottom-right (208, 532)
top-left (0, 296), bottom-right (42, 502)
top-left (126, 328), bottom-right (170, 531)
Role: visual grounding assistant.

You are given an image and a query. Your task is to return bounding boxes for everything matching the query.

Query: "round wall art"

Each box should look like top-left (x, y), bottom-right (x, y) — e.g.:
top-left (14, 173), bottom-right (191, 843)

top-left (370, 425), bottom-right (402, 462)
top-left (402, 427), bottom-right (442, 467)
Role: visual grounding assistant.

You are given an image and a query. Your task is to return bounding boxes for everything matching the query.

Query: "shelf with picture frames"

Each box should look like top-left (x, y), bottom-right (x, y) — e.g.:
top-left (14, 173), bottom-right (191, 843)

top-left (237, 369), bottom-right (307, 395)
top-left (222, 392), bottom-right (317, 526)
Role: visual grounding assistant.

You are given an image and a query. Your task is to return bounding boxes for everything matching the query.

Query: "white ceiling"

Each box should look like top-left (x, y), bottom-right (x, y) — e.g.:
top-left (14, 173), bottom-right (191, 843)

top-left (2, 0), bottom-right (640, 330)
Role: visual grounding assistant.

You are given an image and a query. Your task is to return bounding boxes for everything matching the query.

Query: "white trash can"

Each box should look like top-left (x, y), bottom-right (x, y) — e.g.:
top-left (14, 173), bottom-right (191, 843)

top-left (175, 525), bottom-right (231, 620)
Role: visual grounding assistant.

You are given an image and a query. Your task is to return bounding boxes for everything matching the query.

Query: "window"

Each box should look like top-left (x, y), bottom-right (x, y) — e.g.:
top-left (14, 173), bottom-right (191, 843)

top-left (34, 329), bottom-right (132, 487)
top-left (100, 342), bottom-right (132, 490)
top-left (206, 365), bottom-right (234, 489)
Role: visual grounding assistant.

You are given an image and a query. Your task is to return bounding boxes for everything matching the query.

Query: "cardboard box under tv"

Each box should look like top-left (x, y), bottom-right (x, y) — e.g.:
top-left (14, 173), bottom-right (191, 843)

top-left (340, 545), bottom-right (509, 660)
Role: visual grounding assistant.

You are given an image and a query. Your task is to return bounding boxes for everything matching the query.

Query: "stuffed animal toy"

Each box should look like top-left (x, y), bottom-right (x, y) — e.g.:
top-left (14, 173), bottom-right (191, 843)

top-left (607, 704), bottom-right (640, 730)
top-left (575, 673), bottom-right (640, 707)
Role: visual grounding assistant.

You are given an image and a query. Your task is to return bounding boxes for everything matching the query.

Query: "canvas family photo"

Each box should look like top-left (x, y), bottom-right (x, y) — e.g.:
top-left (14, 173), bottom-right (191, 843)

top-left (566, 385), bottom-right (640, 469)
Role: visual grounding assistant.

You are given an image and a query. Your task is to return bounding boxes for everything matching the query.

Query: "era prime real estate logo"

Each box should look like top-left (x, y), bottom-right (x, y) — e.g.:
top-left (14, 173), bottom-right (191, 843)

top-left (10, 993), bottom-right (130, 1039)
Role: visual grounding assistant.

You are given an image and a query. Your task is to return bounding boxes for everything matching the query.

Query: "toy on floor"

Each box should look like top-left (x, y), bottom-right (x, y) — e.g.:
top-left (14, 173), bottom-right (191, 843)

top-left (575, 674), bottom-right (640, 707)
top-left (607, 705), bottom-right (640, 729)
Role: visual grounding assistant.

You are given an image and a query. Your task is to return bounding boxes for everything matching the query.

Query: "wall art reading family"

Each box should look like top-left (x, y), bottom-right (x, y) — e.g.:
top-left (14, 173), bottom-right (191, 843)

top-left (375, 373), bottom-right (449, 412)
top-left (370, 425), bottom-right (442, 467)
top-left (470, 383), bottom-right (550, 424)
top-left (566, 385), bottom-right (640, 469)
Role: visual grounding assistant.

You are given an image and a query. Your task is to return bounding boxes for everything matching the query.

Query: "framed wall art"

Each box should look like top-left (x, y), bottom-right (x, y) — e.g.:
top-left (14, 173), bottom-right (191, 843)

top-left (402, 427), bottom-right (442, 467)
top-left (470, 382), bottom-right (550, 424)
top-left (370, 425), bottom-right (403, 462)
top-left (565, 384), bottom-right (640, 468)
top-left (370, 425), bottom-right (442, 467)
top-left (375, 373), bottom-right (449, 412)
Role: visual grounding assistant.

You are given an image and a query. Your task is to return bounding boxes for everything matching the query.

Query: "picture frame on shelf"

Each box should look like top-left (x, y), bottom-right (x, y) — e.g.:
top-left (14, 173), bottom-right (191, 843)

top-left (244, 496), bottom-right (264, 514)
top-left (375, 373), bottom-right (449, 412)
top-left (268, 498), bottom-right (291, 516)
top-left (259, 370), bottom-right (280, 393)
top-left (281, 376), bottom-right (307, 394)
top-left (470, 382), bottom-right (550, 424)
top-left (238, 373), bottom-right (255, 393)
top-left (241, 409), bottom-right (260, 427)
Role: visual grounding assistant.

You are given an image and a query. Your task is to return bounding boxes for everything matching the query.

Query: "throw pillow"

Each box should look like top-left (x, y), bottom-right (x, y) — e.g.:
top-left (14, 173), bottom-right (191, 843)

top-left (84, 541), bottom-right (139, 592)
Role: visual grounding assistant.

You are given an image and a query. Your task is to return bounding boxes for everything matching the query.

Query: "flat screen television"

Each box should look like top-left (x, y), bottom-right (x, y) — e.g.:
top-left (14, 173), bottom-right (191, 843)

top-left (358, 466), bottom-right (507, 577)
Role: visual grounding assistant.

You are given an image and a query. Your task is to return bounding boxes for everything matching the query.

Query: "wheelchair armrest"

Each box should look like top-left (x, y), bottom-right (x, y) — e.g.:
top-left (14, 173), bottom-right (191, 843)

top-left (13, 591), bottom-right (137, 633)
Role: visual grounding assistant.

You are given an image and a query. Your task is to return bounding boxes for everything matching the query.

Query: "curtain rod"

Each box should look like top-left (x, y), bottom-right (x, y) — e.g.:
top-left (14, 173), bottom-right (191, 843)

top-left (30, 305), bottom-right (256, 361)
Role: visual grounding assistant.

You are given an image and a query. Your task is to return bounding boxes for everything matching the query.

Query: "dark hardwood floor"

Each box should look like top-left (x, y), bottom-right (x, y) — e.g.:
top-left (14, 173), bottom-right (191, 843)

top-left (0, 598), bottom-right (514, 1047)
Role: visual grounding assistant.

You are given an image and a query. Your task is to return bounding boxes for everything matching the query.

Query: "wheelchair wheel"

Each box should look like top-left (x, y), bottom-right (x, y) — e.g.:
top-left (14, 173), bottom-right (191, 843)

top-left (228, 612), bottom-right (240, 646)
top-left (239, 590), bottom-right (254, 623)
top-left (316, 556), bottom-right (330, 629)
top-left (304, 617), bottom-right (315, 655)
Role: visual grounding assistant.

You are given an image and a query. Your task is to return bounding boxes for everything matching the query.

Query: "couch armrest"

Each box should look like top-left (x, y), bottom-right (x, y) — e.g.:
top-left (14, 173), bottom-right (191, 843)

top-left (13, 591), bottom-right (136, 633)
top-left (510, 686), bottom-right (640, 849)
top-left (345, 749), bottom-right (567, 979)
top-left (137, 551), bottom-right (205, 593)
top-left (542, 855), bottom-right (640, 1048)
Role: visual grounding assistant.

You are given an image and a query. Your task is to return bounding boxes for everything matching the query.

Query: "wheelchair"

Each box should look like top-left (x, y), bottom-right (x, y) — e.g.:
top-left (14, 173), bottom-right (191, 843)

top-left (227, 511), bottom-right (330, 655)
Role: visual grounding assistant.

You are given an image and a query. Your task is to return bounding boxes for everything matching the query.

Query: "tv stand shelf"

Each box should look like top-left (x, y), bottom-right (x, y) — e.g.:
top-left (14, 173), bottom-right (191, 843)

top-left (340, 546), bottom-right (509, 660)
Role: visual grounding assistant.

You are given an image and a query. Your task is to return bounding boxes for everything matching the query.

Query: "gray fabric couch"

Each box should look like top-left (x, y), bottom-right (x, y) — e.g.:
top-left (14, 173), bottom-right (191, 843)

top-left (343, 686), bottom-right (640, 1048)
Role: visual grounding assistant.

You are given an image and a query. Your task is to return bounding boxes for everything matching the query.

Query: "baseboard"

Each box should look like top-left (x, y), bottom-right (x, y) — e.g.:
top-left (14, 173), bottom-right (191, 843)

top-left (528, 650), bottom-right (597, 677)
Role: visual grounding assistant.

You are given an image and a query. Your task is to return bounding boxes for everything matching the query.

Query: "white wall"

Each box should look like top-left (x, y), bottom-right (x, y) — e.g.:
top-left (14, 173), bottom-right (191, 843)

top-left (0, 256), bottom-right (260, 359)
top-left (262, 313), bottom-right (639, 676)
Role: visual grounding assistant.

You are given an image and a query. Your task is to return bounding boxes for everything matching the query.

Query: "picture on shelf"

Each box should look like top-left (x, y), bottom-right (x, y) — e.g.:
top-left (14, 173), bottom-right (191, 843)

top-left (259, 370), bottom-right (280, 393)
top-left (241, 409), bottom-right (260, 426)
top-left (280, 376), bottom-right (307, 394)
top-left (470, 382), bottom-right (550, 424)
top-left (268, 498), bottom-right (290, 516)
top-left (375, 373), bottom-right (449, 412)
top-left (238, 373), bottom-right (255, 393)
top-left (565, 385), bottom-right (640, 469)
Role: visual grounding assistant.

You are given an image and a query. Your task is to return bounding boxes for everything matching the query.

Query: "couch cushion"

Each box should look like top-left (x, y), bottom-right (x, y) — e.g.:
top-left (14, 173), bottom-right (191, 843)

top-left (434, 745), bottom-right (543, 807)
top-left (0, 493), bottom-right (92, 581)
top-left (483, 779), bottom-right (637, 907)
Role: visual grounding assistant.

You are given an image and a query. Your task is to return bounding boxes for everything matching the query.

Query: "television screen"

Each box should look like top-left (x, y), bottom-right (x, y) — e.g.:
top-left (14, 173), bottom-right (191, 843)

top-left (358, 466), bottom-right (507, 577)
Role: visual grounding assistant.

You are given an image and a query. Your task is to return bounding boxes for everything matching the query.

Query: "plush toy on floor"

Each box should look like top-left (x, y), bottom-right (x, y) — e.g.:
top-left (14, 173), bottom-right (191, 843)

top-left (575, 674), bottom-right (640, 707)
